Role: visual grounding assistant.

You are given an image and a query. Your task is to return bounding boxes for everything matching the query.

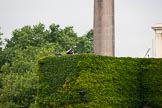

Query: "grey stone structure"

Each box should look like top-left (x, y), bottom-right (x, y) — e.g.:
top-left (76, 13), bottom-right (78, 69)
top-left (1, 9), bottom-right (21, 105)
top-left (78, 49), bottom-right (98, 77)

top-left (94, 0), bottom-right (115, 56)
top-left (152, 24), bottom-right (162, 58)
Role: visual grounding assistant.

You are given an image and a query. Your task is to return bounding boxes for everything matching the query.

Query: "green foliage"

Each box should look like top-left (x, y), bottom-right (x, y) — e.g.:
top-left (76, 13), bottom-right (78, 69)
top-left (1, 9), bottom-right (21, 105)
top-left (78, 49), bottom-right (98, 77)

top-left (5, 23), bottom-right (93, 53)
top-left (0, 27), bottom-right (3, 51)
top-left (0, 101), bottom-right (19, 108)
top-left (75, 29), bottom-right (93, 53)
top-left (0, 46), bottom-right (55, 107)
top-left (0, 27), bottom-right (4, 71)
top-left (85, 29), bottom-right (93, 41)
top-left (0, 72), bottom-right (37, 108)
top-left (37, 55), bottom-right (83, 107)
top-left (75, 36), bottom-right (92, 54)
top-left (37, 55), bottom-right (162, 108)
top-left (5, 23), bottom-right (49, 49)
top-left (0, 23), bottom-right (93, 107)
top-left (141, 59), bottom-right (162, 108)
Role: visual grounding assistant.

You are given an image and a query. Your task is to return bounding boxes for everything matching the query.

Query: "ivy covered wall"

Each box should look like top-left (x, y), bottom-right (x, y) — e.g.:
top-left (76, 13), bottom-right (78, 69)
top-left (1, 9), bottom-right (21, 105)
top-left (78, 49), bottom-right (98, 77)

top-left (37, 55), bottom-right (162, 108)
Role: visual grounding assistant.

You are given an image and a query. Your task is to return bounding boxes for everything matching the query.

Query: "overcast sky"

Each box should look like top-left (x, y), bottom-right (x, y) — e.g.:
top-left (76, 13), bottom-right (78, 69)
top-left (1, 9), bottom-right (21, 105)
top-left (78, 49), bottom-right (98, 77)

top-left (0, 0), bottom-right (162, 57)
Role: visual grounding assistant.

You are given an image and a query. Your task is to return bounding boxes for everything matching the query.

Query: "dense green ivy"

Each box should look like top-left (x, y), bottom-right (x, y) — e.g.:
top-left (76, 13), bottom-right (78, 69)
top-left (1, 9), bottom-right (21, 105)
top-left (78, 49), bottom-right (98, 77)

top-left (37, 55), bottom-right (162, 108)
top-left (140, 59), bottom-right (162, 107)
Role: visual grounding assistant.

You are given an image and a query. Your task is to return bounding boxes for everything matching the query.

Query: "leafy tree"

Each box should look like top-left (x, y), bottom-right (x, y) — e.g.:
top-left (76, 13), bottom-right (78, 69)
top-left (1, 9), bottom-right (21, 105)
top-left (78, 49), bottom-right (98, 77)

top-left (0, 24), bottom-right (55, 107)
top-left (75, 29), bottom-right (93, 53)
top-left (0, 27), bottom-right (4, 71)
top-left (47, 24), bottom-right (78, 51)
top-left (85, 29), bottom-right (93, 41)
top-left (0, 23), bottom-right (93, 107)
top-left (0, 27), bottom-right (3, 51)
top-left (0, 46), bottom-right (55, 107)
top-left (58, 26), bottom-right (78, 51)
top-left (5, 23), bottom-right (49, 49)
top-left (46, 23), bottom-right (60, 43)
top-left (0, 72), bottom-right (37, 108)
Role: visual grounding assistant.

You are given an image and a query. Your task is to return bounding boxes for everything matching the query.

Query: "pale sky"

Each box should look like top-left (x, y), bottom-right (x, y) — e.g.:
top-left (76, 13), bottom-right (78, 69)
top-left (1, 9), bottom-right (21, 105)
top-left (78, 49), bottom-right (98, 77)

top-left (0, 0), bottom-right (162, 57)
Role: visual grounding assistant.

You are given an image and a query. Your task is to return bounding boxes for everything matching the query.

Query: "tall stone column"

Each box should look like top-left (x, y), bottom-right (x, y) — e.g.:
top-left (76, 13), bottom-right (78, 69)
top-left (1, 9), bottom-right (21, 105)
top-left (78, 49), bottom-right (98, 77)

top-left (94, 0), bottom-right (115, 56)
top-left (152, 24), bottom-right (162, 58)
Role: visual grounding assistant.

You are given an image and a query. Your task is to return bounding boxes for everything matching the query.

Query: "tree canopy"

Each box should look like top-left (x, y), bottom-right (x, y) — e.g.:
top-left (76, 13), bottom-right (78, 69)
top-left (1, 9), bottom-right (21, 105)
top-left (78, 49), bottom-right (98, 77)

top-left (0, 23), bottom-right (93, 107)
top-left (0, 27), bottom-right (3, 51)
